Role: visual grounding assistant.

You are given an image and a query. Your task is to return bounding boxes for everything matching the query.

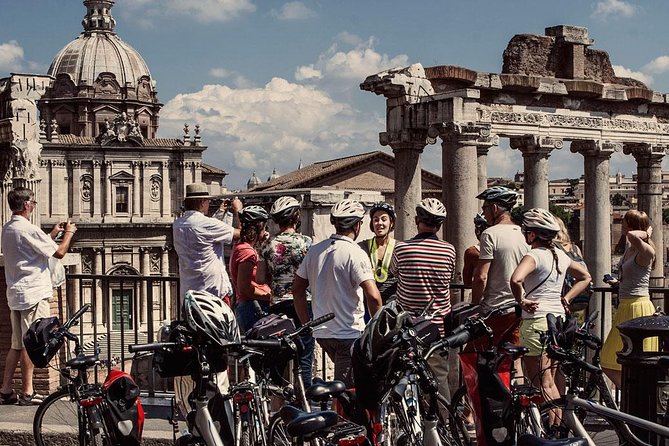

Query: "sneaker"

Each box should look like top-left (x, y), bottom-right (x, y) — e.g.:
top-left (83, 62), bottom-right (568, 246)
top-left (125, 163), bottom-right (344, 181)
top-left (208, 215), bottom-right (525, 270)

top-left (18, 392), bottom-right (45, 406)
top-left (0, 390), bottom-right (17, 405)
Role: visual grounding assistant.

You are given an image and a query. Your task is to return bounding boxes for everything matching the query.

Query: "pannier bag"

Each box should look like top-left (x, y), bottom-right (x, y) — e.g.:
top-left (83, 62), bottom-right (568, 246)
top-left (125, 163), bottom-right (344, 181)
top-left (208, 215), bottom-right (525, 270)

top-left (102, 370), bottom-right (144, 446)
top-left (245, 313), bottom-right (296, 380)
top-left (23, 316), bottom-right (62, 368)
top-left (245, 313), bottom-right (296, 339)
top-left (460, 351), bottom-right (513, 446)
top-left (153, 321), bottom-right (229, 377)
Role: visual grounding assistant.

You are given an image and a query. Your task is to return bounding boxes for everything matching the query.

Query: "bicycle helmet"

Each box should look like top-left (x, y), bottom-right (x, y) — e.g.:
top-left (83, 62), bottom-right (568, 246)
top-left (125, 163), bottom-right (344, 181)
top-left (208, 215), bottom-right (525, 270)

top-left (369, 202), bottom-right (396, 221)
top-left (182, 290), bottom-right (240, 347)
top-left (476, 186), bottom-right (518, 209)
top-left (523, 208), bottom-right (560, 240)
top-left (415, 198), bottom-right (447, 225)
top-left (239, 205), bottom-right (270, 225)
top-left (269, 196), bottom-right (300, 223)
top-left (330, 199), bottom-right (365, 229)
top-left (474, 213), bottom-right (488, 232)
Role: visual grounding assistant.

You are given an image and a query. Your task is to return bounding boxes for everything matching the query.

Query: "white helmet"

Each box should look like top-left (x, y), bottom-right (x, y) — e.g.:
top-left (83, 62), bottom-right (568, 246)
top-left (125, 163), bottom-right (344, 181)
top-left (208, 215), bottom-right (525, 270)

top-left (183, 290), bottom-right (240, 347)
top-left (330, 199), bottom-right (365, 229)
top-left (270, 196), bottom-right (300, 223)
top-left (416, 198), bottom-right (447, 225)
top-left (523, 208), bottom-right (560, 240)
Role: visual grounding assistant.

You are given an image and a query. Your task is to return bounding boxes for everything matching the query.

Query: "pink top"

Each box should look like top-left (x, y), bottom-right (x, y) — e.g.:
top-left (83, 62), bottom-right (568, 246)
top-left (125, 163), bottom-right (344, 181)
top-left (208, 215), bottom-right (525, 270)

top-left (230, 242), bottom-right (271, 303)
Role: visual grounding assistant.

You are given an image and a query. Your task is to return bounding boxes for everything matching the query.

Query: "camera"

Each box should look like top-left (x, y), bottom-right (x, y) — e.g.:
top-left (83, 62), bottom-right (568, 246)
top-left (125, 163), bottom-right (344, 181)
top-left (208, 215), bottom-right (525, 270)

top-left (603, 274), bottom-right (617, 285)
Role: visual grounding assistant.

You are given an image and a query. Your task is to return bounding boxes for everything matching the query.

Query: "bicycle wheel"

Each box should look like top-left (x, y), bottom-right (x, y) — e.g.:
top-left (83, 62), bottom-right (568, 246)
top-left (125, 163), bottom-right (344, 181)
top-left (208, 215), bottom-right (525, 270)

top-left (380, 398), bottom-right (422, 446)
top-left (446, 386), bottom-right (476, 446)
top-left (539, 397), bottom-right (624, 444)
top-left (34, 388), bottom-right (114, 446)
top-left (268, 412), bottom-right (293, 446)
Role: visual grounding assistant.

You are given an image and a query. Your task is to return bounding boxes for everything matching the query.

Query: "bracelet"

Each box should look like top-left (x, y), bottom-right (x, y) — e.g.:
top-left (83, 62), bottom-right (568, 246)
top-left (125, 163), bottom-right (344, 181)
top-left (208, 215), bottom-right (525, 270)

top-left (65, 230), bottom-right (75, 234)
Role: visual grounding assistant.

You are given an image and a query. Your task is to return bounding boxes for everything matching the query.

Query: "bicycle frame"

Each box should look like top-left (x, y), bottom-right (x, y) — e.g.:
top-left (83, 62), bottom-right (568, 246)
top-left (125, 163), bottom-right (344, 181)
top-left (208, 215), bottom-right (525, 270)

top-left (562, 393), bottom-right (669, 446)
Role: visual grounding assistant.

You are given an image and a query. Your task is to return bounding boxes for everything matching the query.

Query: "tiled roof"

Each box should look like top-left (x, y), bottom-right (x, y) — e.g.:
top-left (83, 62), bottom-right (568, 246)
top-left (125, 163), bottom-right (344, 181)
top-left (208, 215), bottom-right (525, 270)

top-left (49, 135), bottom-right (184, 147)
top-left (250, 150), bottom-right (442, 192)
top-left (202, 162), bottom-right (228, 175)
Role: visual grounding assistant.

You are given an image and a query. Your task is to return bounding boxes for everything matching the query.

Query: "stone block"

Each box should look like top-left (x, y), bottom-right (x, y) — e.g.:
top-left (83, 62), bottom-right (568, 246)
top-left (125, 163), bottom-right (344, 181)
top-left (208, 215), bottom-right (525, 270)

top-left (537, 80), bottom-right (568, 95)
top-left (602, 85), bottom-right (628, 101)
top-left (545, 25), bottom-right (593, 45)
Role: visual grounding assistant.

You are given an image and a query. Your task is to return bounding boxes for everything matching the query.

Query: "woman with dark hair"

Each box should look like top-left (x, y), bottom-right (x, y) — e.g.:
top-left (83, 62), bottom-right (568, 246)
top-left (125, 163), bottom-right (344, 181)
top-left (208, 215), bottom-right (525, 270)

top-left (230, 205), bottom-right (272, 332)
top-left (510, 208), bottom-right (590, 429)
top-left (358, 202), bottom-right (397, 304)
top-left (601, 209), bottom-right (657, 389)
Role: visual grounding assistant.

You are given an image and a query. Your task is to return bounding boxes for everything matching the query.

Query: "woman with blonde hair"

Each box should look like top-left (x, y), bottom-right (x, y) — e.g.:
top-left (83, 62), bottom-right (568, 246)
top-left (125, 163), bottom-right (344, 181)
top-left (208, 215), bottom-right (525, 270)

top-left (601, 209), bottom-right (657, 389)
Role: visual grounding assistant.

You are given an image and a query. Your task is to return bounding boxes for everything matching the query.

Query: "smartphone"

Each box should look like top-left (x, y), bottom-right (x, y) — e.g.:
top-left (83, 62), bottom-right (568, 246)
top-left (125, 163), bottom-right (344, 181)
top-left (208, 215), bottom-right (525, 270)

top-left (603, 274), bottom-right (615, 284)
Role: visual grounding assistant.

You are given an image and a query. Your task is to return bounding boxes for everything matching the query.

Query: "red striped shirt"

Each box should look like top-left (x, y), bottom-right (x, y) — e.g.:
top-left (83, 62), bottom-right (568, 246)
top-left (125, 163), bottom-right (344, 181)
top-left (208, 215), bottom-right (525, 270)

top-left (390, 233), bottom-right (456, 332)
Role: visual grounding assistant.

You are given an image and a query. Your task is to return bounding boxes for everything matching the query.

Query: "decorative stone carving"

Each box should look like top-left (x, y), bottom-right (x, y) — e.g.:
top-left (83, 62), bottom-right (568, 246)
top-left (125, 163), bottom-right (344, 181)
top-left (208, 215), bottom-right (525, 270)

top-left (150, 176), bottom-right (161, 202)
top-left (81, 175), bottom-right (93, 201)
top-left (82, 251), bottom-right (94, 274)
top-left (137, 76), bottom-right (152, 101)
top-left (360, 63), bottom-right (435, 104)
top-left (438, 122), bottom-right (493, 143)
top-left (150, 250), bottom-right (160, 273)
top-left (509, 135), bottom-right (563, 155)
top-left (94, 72), bottom-right (120, 97)
top-left (570, 140), bottom-right (622, 157)
top-left (379, 129), bottom-right (433, 149)
top-left (96, 112), bottom-right (143, 145)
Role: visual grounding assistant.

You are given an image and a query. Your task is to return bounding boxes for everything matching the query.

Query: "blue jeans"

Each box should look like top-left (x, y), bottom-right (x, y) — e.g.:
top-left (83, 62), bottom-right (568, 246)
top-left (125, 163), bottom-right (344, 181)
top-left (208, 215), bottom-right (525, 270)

top-left (235, 299), bottom-right (269, 333)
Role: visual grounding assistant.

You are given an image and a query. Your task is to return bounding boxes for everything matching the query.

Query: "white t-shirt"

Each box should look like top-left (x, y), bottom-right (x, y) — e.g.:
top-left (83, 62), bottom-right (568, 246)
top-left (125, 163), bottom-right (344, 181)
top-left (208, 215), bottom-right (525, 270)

top-left (173, 210), bottom-right (235, 301)
top-left (521, 247), bottom-right (571, 319)
top-left (296, 234), bottom-right (374, 339)
top-left (479, 224), bottom-right (529, 310)
top-left (2, 215), bottom-right (58, 310)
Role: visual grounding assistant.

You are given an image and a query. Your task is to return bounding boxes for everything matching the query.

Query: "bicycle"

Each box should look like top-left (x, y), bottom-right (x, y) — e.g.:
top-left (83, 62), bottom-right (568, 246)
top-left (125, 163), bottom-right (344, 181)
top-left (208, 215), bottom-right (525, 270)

top-left (540, 311), bottom-right (669, 446)
top-left (445, 303), bottom-right (546, 445)
top-left (32, 304), bottom-right (120, 446)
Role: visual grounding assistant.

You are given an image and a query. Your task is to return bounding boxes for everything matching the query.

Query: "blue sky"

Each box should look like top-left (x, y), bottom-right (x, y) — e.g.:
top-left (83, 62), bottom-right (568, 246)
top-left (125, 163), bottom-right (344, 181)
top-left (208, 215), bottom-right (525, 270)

top-left (2, 0), bottom-right (669, 189)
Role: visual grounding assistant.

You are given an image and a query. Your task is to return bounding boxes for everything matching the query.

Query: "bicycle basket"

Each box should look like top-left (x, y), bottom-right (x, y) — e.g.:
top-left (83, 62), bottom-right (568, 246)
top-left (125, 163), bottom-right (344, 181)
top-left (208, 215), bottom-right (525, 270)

top-left (153, 321), bottom-right (229, 377)
top-left (102, 370), bottom-right (144, 446)
top-left (23, 316), bottom-right (62, 368)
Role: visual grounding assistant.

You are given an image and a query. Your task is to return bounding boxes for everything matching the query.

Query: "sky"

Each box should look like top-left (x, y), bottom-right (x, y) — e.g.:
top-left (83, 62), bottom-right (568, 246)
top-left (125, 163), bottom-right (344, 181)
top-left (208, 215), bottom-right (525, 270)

top-left (2, 0), bottom-right (669, 190)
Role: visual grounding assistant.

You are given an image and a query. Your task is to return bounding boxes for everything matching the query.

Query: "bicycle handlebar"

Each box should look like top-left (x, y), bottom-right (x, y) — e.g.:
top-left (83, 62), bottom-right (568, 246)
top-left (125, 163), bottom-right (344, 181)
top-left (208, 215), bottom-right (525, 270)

top-left (63, 304), bottom-right (91, 330)
top-left (545, 313), bottom-right (602, 375)
top-left (128, 341), bottom-right (180, 353)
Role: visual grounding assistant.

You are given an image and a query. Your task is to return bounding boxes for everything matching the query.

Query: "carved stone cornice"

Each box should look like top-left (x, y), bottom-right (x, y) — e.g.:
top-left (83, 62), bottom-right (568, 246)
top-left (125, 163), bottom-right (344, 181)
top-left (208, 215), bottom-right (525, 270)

top-left (436, 122), bottom-right (494, 145)
top-left (623, 143), bottom-right (667, 166)
top-left (379, 129), bottom-right (432, 151)
top-left (509, 135), bottom-right (563, 156)
top-left (570, 140), bottom-right (621, 158)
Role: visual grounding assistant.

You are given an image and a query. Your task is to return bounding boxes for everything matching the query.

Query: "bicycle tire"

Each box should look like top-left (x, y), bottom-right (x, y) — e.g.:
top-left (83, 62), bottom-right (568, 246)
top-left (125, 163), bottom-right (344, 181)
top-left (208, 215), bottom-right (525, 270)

top-left (268, 412), bottom-right (293, 446)
top-left (435, 391), bottom-right (473, 446)
top-left (447, 386), bottom-right (475, 446)
top-left (34, 388), bottom-right (114, 446)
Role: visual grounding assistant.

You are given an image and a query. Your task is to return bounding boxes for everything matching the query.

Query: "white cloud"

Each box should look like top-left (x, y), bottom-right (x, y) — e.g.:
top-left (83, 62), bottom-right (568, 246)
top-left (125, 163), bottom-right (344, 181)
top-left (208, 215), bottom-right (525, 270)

top-left (0, 40), bottom-right (25, 71)
top-left (271, 2), bottom-right (316, 20)
top-left (643, 56), bottom-right (669, 74)
top-left (208, 67), bottom-right (255, 88)
top-left (294, 64), bottom-right (322, 81)
top-left (160, 78), bottom-right (381, 189)
top-left (612, 64), bottom-right (653, 86)
top-left (591, 0), bottom-right (636, 20)
top-left (295, 35), bottom-right (409, 84)
top-left (118, 0), bottom-right (255, 23)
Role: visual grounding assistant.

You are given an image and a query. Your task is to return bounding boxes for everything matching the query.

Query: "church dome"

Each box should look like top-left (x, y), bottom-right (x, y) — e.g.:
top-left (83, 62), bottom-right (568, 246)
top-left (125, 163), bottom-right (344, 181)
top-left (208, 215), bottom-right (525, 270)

top-left (247, 171), bottom-right (262, 190)
top-left (48, 0), bottom-right (154, 93)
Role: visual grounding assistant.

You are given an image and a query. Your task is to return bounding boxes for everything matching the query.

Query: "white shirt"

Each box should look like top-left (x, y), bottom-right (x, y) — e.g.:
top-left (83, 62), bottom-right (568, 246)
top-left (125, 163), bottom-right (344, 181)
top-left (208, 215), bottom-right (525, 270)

top-left (296, 234), bottom-right (374, 339)
top-left (2, 215), bottom-right (58, 310)
top-left (173, 210), bottom-right (235, 301)
top-left (521, 247), bottom-right (571, 319)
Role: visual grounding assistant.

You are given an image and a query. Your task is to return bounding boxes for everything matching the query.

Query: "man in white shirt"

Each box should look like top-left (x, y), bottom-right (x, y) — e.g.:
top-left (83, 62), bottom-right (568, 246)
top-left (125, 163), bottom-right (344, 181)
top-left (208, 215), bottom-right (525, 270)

top-left (293, 199), bottom-right (382, 385)
top-left (1, 187), bottom-right (77, 405)
top-left (173, 183), bottom-right (241, 303)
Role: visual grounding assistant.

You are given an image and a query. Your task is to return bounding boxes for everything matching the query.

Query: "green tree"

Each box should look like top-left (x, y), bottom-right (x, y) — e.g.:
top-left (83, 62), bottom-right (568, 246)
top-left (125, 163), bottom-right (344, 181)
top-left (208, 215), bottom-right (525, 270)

top-left (611, 193), bottom-right (626, 206)
top-left (663, 208), bottom-right (669, 224)
top-left (549, 204), bottom-right (572, 225)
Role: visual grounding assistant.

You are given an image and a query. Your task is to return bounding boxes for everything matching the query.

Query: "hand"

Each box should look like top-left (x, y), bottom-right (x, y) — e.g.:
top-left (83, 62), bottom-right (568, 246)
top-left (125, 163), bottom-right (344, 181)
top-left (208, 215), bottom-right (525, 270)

top-left (230, 197), bottom-right (242, 213)
top-left (647, 226), bottom-right (653, 238)
top-left (519, 298), bottom-right (539, 313)
top-left (64, 221), bottom-right (77, 234)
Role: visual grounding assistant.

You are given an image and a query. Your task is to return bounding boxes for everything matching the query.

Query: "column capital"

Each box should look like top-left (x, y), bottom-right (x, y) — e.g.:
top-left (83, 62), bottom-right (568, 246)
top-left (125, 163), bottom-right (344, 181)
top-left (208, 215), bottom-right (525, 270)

top-left (435, 122), bottom-right (493, 144)
top-left (623, 143), bottom-right (667, 165)
top-left (570, 139), bottom-right (621, 158)
top-left (380, 129), bottom-right (432, 151)
top-left (510, 135), bottom-right (563, 155)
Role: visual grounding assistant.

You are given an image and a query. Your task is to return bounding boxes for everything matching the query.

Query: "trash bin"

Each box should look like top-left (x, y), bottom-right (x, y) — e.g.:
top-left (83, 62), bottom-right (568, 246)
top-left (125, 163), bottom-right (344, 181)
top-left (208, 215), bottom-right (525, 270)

top-left (617, 314), bottom-right (669, 445)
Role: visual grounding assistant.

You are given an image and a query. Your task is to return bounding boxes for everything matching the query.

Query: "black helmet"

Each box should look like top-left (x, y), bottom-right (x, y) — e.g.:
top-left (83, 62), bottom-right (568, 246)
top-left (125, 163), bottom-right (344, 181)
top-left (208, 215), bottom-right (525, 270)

top-left (476, 186), bottom-right (518, 209)
top-left (330, 199), bottom-right (365, 229)
top-left (415, 198), bottom-right (447, 226)
top-left (269, 196), bottom-right (300, 223)
top-left (239, 205), bottom-right (270, 225)
top-left (369, 202), bottom-right (396, 221)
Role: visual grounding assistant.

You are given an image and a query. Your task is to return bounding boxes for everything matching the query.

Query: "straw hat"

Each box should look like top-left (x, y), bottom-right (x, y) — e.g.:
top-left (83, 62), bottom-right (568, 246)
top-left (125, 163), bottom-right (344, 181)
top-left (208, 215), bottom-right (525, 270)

top-left (185, 183), bottom-right (212, 200)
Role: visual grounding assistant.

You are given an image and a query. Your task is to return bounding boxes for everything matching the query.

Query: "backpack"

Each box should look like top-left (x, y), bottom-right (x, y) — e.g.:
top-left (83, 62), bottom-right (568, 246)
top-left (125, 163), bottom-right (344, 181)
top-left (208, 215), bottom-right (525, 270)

top-left (558, 245), bottom-right (593, 311)
top-left (102, 370), bottom-right (144, 446)
top-left (23, 316), bottom-right (63, 368)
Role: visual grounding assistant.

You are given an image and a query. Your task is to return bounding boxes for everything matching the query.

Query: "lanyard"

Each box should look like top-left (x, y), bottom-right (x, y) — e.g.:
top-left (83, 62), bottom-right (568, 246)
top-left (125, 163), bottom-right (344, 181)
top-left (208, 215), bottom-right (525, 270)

top-left (368, 237), bottom-right (395, 283)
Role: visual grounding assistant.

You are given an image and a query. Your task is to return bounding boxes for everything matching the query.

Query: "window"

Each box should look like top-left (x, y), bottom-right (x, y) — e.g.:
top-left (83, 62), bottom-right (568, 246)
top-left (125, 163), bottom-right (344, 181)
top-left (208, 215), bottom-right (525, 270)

top-left (116, 186), bottom-right (128, 213)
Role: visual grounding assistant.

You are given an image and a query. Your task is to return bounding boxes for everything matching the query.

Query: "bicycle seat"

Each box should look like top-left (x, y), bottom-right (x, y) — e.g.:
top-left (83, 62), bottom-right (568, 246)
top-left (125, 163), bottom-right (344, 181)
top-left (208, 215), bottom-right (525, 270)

top-left (305, 378), bottom-right (346, 402)
top-left (517, 434), bottom-right (588, 446)
top-left (501, 342), bottom-right (529, 359)
top-left (66, 354), bottom-right (99, 369)
top-left (279, 405), bottom-right (338, 437)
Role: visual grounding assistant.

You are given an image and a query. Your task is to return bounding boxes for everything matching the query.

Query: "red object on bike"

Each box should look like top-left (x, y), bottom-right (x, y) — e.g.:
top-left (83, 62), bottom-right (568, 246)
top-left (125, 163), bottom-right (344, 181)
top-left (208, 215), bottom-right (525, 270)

top-left (102, 370), bottom-right (145, 446)
top-left (460, 351), bottom-right (513, 446)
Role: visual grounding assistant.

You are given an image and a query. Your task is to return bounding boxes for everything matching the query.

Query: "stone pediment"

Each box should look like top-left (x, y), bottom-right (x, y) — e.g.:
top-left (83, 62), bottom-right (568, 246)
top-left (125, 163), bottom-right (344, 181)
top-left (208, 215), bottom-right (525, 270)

top-left (96, 112), bottom-right (144, 146)
top-left (109, 170), bottom-right (134, 181)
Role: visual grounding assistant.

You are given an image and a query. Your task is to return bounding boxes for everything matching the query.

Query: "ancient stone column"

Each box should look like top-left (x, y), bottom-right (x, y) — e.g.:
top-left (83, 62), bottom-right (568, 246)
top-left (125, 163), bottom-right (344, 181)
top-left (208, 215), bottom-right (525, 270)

top-left (571, 140), bottom-right (618, 337)
top-left (380, 130), bottom-right (431, 241)
top-left (624, 143), bottom-right (666, 287)
top-left (510, 135), bottom-right (563, 210)
top-left (93, 160), bottom-right (101, 218)
top-left (477, 145), bottom-right (490, 194)
top-left (440, 123), bottom-right (491, 286)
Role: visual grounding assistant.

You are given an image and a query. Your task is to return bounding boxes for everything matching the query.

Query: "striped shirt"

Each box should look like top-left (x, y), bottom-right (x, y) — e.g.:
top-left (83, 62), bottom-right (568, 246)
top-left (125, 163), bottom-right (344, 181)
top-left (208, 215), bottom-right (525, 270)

top-left (390, 233), bottom-right (456, 333)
